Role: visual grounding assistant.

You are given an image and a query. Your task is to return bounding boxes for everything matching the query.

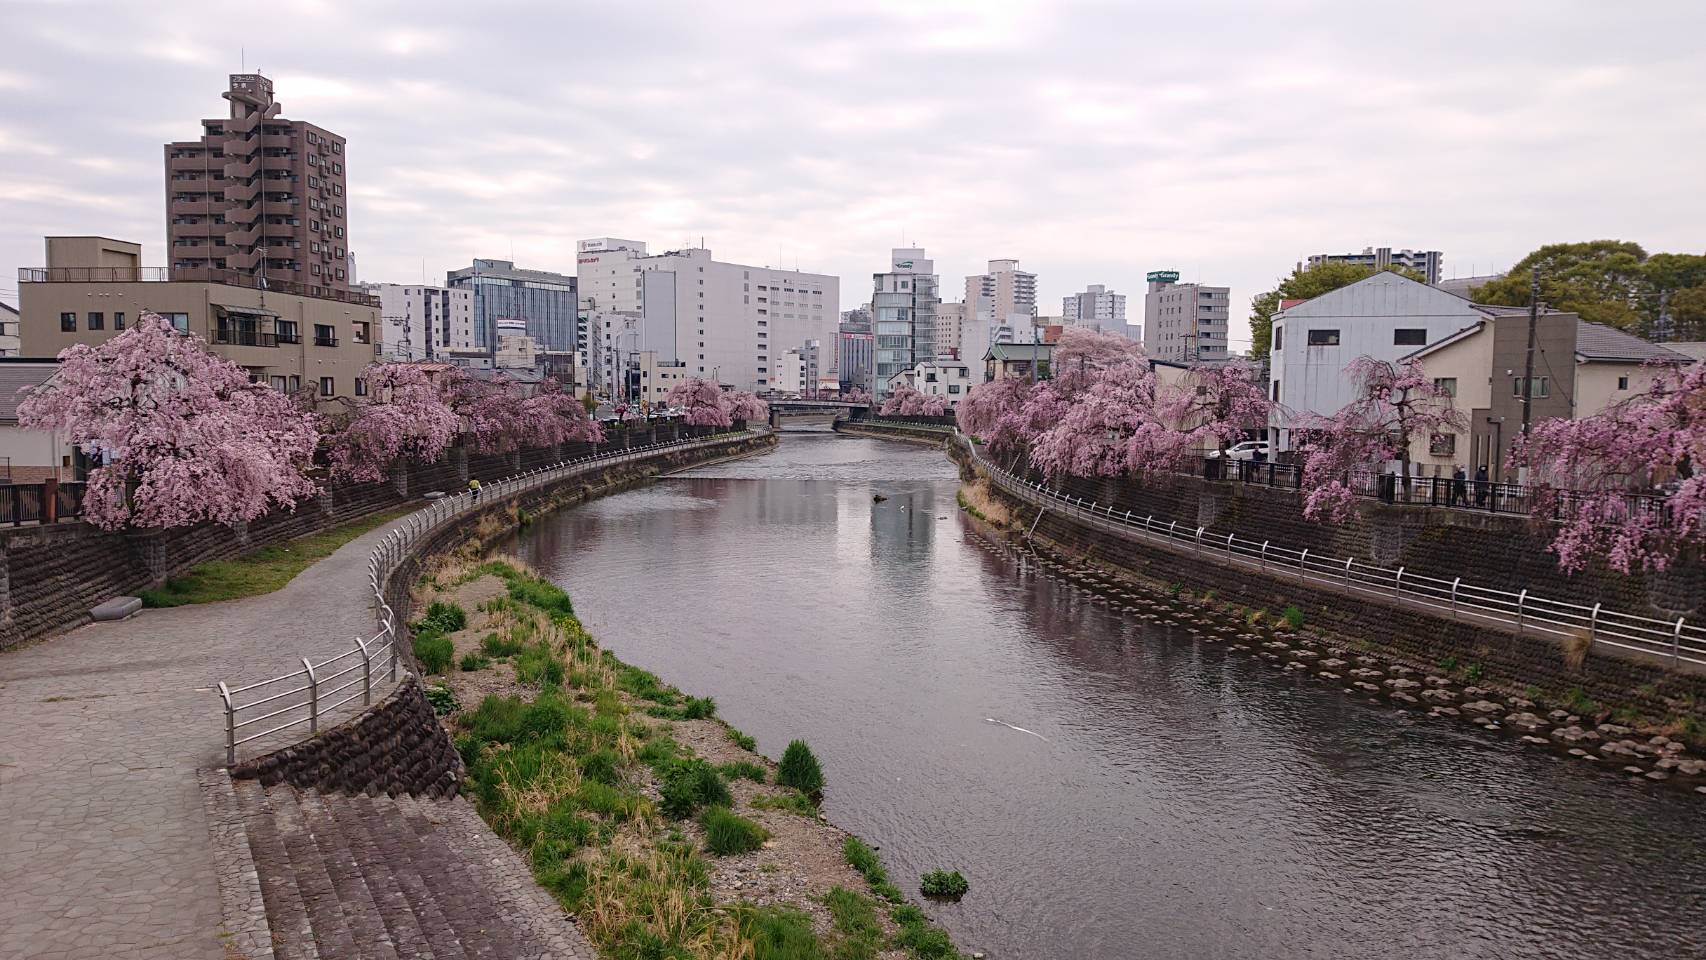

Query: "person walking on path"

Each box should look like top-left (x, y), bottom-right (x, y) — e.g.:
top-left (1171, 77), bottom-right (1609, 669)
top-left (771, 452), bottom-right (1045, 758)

top-left (1450, 465), bottom-right (1468, 507)
top-left (1474, 465), bottom-right (1489, 508)
top-left (469, 477), bottom-right (482, 503)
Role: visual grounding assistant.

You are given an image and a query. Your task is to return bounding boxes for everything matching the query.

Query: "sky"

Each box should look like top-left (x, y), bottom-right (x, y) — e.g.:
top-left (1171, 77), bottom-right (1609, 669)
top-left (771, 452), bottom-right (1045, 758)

top-left (2, 0), bottom-right (1703, 351)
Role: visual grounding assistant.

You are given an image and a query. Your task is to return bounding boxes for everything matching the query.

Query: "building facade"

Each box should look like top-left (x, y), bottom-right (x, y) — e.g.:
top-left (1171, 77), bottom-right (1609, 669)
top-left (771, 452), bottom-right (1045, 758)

top-left (1143, 271), bottom-right (1229, 362)
top-left (19, 236), bottom-right (379, 401)
top-left (575, 237), bottom-right (837, 395)
top-left (1305, 247), bottom-right (1444, 286)
top-left (872, 248), bottom-right (939, 399)
top-left (446, 259), bottom-right (577, 354)
top-left (164, 73), bottom-right (352, 294)
top-left (933, 301), bottom-right (968, 360)
top-left (0, 302), bottom-right (19, 357)
top-left (965, 259), bottom-right (1037, 320)
top-left (373, 283), bottom-right (475, 360)
top-left (1061, 283), bottom-right (1126, 329)
top-left (836, 308), bottom-right (873, 393)
top-left (893, 359), bottom-right (973, 407)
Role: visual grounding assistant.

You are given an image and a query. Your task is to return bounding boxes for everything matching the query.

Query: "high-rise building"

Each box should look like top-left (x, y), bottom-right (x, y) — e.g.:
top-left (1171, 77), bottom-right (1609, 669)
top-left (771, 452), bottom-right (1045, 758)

top-left (872, 248), bottom-right (940, 398)
top-left (774, 340), bottom-right (824, 397)
top-left (165, 74), bottom-right (351, 294)
top-left (1305, 247), bottom-right (1444, 286)
top-left (934, 301), bottom-right (968, 359)
top-left (837, 307), bottom-right (874, 393)
top-left (1143, 270), bottom-right (1229, 362)
top-left (964, 259), bottom-right (1037, 320)
top-left (575, 237), bottom-right (838, 395)
top-left (373, 283), bottom-right (475, 360)
top-left (1062, 284), bottom-right (1127, 329)
top-left (446, 259), bottom-right (578, 354)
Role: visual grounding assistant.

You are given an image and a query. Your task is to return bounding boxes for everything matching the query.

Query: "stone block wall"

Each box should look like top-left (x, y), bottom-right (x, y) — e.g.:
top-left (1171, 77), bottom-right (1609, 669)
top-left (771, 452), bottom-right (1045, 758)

top-left (230, 675), bottom-right (463, 798)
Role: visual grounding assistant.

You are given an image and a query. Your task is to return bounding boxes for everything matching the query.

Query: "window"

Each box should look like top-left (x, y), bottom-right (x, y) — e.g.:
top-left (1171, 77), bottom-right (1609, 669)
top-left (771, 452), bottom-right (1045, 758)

top-left (114, 311), bottom-right (126, 330)
top-left (354, 377), bottom-right (368, 397)
top-left (948, 384), bottom-right (962, 394)
top-left (319, 377), bottom-right (334, 397)
top-left (164, 313), bottom-right (190, 332)
top-left (314, 324), bottom-right (337, 346)
top-left (1306, 329), bottom-right (1341, 346)
top-left (1394, 328), bottom-right (1428, 345)
top-left (277, 320), bottom-right (299, 343)
top-left (1512, 376), bottom-right (1550, 399)
top-left (289, 375), bottom-right (301, 392)
top-left (87, 312), bottom-right (103, 330)
top-left (270, 375), bottom-right (288, 391)
top-left (1433, 377), bottom-right (1457, 397)
top-left (1618, 375), bottom-right (1630, 390)
top-left (353, 321), bottom-right (370, 344)
top-left (1429, 433), bottom-right (1457, 456)
top-left (1271, 379), bottom-right (1281, 402)
top-left (60, 312), bottom-right (76, 332)
top-left (1273, 326), bottom-right (1283, 351)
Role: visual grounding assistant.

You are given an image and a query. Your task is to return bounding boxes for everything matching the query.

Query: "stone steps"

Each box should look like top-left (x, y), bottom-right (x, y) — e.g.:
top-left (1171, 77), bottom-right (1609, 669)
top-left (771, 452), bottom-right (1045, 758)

top-left (227, 781), bottom-right (594, 959)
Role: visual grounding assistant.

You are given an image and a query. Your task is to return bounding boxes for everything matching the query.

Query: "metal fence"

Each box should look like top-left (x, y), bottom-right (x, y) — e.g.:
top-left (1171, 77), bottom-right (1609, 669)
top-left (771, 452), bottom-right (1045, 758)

top-left (215, 429), bottom-right (756, 763)
top-left (0, 481), bottom-right (87, 526)
top-left (958, 433), bottom-right (1706, 670)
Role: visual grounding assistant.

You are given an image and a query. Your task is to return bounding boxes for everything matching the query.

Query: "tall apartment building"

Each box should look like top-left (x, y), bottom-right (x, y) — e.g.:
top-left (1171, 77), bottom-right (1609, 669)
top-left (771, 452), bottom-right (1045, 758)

top-left (1305, 247), bottom-right (1444, 286)
top-left (837, 308), bottom-right (874, 393)
top-left (1062, 284), bottom-right (1127, 329)
top-left (934, 301), bottom-right (968, 359)
top-left (964, 259), bottom-right (1037, 320)
top-left (445, 259), bottom-right (577, 354)
top-left (1143, 271), bottom-right (1229, 362)
top-left (164, 74), bottom-right (351, 295)
top-left (872, 248), bottom-right (940, 398)
top-left (575, 237), bottom-right (838, 396)
top-left (373, 283), bottom-right (475, 360)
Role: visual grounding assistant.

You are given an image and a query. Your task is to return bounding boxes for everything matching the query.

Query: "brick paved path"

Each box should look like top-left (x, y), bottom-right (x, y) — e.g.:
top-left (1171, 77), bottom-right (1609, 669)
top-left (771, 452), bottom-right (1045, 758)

top-left (1, 517), bottom-right (414, 959)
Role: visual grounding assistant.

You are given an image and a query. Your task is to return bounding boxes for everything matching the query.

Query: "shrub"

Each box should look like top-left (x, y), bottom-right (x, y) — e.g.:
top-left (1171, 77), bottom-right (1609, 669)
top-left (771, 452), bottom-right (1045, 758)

top-left (481, 631), bottom-right (525, 657)
top-left (417, 600), bottom-right (467, 634)
top-left (920, 869), bottom-right (968, 899)
top-left (1465, 663), bottom-right (1485, 683)
top-left (424, 682), bottom-right (458, 716)
top-left (659, 758), bottom-right (732, 819)
top-left (414, 632), bottom-right (455, 674)
top-left (681, 696), bottom-right (717, 720)
top-left (459, 652), bottom-right (490, 672)
top-left (1282, 605), bottom-right (1305, 630)
top-left (718, 761), bottom-right (768, 783)
top-left (778, 740), bottom-right (824, 797)
top-left (700, 806), bottom-right (769, 855)
top-left (728, 728), bottom-right (758, 751)
top-left (516, 644), bottom-right (566, 687)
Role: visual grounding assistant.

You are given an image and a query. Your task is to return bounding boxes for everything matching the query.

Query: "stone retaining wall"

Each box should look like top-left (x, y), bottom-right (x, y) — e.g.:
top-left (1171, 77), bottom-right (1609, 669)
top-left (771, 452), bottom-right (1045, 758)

top-left (832, 419), bottom-right (952, 445)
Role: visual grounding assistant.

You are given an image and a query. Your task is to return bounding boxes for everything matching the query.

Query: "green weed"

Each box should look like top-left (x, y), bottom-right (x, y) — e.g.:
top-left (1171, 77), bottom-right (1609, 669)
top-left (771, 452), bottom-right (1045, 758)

top-left (700, 806), bottom-right (769, 855)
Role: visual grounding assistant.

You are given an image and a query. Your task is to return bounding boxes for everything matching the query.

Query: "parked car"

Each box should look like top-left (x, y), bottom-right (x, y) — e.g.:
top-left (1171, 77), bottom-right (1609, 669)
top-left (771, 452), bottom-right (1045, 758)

top-left (1206, 441), bottom-right (1270, 461)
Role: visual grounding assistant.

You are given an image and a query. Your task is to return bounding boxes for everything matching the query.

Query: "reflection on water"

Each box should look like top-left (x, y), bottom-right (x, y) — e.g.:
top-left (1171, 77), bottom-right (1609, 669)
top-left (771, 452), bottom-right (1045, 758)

top-left (512, 432), bottom-right (1706, 960)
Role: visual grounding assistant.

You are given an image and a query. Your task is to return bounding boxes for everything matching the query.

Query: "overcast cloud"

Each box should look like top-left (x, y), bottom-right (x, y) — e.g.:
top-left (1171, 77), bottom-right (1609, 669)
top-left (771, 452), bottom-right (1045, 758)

top-left (2, 0), bottom-right (1703, 348)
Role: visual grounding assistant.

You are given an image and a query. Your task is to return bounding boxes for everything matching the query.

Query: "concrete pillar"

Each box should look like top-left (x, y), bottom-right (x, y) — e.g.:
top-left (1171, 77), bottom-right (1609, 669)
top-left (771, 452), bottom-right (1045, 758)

top-left (232, 519), bottom-right (250, 550)
top-left (126, 528), bottom-right (170, 583)
top-left (390, 459), bottom-right (410, 499)
top-left (451, 445), bottom-right (469, 485)
top-left (43, 479), bottom-right (58, 524)
top-left (0, 541), bottom-right (11, 626)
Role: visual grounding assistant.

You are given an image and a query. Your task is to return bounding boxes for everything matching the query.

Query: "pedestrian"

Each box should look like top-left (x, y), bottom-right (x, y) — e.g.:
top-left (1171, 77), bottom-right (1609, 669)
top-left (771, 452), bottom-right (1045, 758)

top-left (1451, 465), bottom-right (1468, 506)
top-left (1474, 465), bottom-right (1489, 508)
top-left (468, 477), bottom-right (482, 503)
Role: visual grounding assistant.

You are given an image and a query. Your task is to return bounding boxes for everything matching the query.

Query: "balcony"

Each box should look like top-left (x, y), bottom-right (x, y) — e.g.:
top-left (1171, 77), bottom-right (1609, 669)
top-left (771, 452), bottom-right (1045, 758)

top-left (313, 335), bottom-right (339, 347)
top-left (214, 328), bottom-right (278, 348)
top-left (18, 266), bottom-right (381, 308)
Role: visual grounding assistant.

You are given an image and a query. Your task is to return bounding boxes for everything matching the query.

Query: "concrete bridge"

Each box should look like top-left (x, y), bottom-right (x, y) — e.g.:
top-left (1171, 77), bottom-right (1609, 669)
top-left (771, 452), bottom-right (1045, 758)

top-left (767, 399), bottom-right (869, 428)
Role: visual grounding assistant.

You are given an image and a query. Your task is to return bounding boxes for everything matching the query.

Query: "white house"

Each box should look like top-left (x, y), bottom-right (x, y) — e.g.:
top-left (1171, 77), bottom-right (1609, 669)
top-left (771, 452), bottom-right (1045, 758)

top-left (890, 359), bottom-right (973, 406)
top-left (1267, 272), bottom-right (1487, 452)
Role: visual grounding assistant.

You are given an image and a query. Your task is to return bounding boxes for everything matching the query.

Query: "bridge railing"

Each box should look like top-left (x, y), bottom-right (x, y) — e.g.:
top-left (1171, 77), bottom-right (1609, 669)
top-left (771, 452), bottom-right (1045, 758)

top-left (956, 432), bottom-right (1706, 670)
top-left (215, 428), bottom-right (760, 763)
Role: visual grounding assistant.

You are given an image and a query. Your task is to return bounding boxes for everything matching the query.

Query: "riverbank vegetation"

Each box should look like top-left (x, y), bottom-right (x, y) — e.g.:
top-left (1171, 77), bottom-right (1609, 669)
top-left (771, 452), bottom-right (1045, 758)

top-left (414, 556), bottom-right (968, 958)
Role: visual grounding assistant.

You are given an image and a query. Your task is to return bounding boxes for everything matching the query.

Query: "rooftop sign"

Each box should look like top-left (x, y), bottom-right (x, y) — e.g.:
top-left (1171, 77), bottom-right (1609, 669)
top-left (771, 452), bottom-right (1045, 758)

top-left (1147, 270), bottom-right (1180, 283)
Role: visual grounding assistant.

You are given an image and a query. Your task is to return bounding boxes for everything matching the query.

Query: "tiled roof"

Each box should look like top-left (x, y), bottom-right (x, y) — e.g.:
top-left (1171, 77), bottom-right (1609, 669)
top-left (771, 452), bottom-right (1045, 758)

top-left (0, 361), bottom-right (57, 421)
top-left (985, 343), bottom-right (1054, 361)
top-left (1574, 321), bottom-right (1690, 363)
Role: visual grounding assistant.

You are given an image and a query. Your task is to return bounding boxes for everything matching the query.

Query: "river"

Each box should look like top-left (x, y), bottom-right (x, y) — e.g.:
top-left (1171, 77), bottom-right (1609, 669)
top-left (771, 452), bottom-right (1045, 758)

top-left (510, 429), bottom-right (1706, 959)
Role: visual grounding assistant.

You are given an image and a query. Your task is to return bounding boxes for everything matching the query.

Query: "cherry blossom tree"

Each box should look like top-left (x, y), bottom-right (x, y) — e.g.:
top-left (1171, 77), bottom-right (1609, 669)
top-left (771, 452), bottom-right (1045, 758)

top-left (18, 312), bottom-right (321, 530)
top-left (1159, 361), bottom-right (1275, 458)
top-left (842, 386), bottom-right (872, 405)
top-left (721, 390), bottom-right (769, 423)
top-left (440, 369), bottom-right (526, 453)
top-left (666, 377), bottom-right (733, 428)
top-left (1296, 357), bottom-right (1465, 522)
top-left (1512, 360), bottom-right (1706, 573)
top-left (1028, 360), bottom-right (1172, 480)
top-left (1049, 327), bottom-right (1148, 397)
top-left (880, 385), bottom-right (926, 416)
top-left (516, 377), bottom-right (605, 448)
top-left (958, 376), bottom-right (1035, 453)
top-left (325, 362), bottom-right (460, 482)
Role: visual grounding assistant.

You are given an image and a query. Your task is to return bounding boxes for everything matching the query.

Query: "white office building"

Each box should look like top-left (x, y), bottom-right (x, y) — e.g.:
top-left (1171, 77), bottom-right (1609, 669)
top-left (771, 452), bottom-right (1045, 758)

top-left (1266, 271), bottom-right (1487, 452)
top-left (1062, 283), bottom-right (1126, 328)
top-left (872, 248), bottom-right (940, 399)
top-left (374, 283), bottom-right (476, 361)
top-left (1305, 247), bottom-right (1444, 286)
top-left (575, 237), bottom-right (838, 396)
top-left (965, 259), bottom-right (1037, 320)
top-left (1143, 271), bottom-right (1229, 362)
top-left (934, 301), bottom-right (968, 360)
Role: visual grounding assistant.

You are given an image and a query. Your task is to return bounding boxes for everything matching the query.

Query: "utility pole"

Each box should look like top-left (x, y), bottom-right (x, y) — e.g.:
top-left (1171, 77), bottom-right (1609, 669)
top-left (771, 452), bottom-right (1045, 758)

top-left (1519, 265), bottom-right (1540, 441)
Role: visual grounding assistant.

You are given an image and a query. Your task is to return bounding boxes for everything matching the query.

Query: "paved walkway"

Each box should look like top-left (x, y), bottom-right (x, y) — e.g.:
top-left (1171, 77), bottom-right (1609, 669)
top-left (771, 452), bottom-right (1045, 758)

top-left (0, 515), bottom-right (411, 960)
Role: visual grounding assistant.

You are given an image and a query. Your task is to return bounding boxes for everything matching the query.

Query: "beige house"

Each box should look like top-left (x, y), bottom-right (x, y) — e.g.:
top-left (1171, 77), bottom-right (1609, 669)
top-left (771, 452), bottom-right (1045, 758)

top-left (0, 361), bottom-right (78, 483)
top-left (1402, 310), bottom-right (1688, 479)
top-left (18, 236), bottom-right (380, 401)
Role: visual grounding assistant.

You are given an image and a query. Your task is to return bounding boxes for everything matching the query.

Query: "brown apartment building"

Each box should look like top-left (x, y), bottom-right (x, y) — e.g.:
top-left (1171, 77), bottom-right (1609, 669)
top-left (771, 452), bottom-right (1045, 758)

top-left (164, 73), bottom-right (351, 294)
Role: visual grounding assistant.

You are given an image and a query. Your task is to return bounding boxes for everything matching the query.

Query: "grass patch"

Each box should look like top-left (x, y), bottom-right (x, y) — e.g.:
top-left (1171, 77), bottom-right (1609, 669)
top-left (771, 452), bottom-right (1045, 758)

top-left (779, 739), bottom-right (825, 797)
top-left (416, 600), bottom-right (468, 634)
top-left (843, 837), bottom-right (902, 903)
top-left (681, 695), bottom-right (717, 720)
top-left (414, 632), bottom-right (455, 674)
top-left (459, 652), bottom-right (491, 672)
top-left (736, 904), bottom-right (825, 960)
top-left (822, 887), bottom-right (884, 960)
top-left (1282, 605), bottom-right (1305, 630)
top-left (139, 508), bottom-right (412, 606)
top-left (751, 790), bottom-right (819, 818)
top-left (481, 631), bottom-right (526, 658)
top-left (728, 728), bottom-right (758, 751)
top-left (719, 760), bottom-right (769, 783)
top-left (700, 806), bottom-right (769, 855)
top-left (658, 757), bottom-right (732, 818)
top-left (920, 869), bottom-right (968, 900)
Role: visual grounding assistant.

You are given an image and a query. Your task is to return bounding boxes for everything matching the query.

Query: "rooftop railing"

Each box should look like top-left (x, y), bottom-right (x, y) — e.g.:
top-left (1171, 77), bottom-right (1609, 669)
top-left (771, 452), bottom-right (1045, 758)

top-left (18, 265), bottom-right (380, 308)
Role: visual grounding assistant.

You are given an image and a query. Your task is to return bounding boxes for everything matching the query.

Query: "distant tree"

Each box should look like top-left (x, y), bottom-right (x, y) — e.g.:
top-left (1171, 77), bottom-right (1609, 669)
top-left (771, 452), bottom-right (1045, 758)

top-left (722, 390), bottom-right (769, 423)
top-left (1028, 361), bottom-right (1170, 480)
top-left (1473, 241), bottom-right (1652, 331)
top-left (957, 376), bottom-right (1035, 454)
top-left (1158, 361), bottom-right (1274, 458)
top-left (1249, 261), bottom-right (1425, 358)
top-left (1512, 360), bottom-right (1706, 573)
top-left (879, 384), bottom-right (945, 416)
top-left (18, 312), bottom-right (320, 530)
top-left (1296, 357), bottom-right (1464, 522)
top-left (440, 369), bottom-right (526, 453)
top-left (842, 386), bottom-right (872, 405)
top-left (326, 362), bottom-right (460, 482)
top-left (666, 377), bottom-right (732, 427)
top-left (516, 377), bottom-right (604, 447)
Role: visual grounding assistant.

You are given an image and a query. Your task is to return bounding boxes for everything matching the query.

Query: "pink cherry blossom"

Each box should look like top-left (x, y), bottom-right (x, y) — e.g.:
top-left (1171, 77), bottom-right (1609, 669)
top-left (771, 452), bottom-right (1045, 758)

top-left (721, 390), bottom-right (769, 423)
top-left (958, 376), bottom-right (1036, 454)
top-left (1159, 361), bottom-right (1274, 458)
top-left (325, 362), bottom-right (461, 482)
top-left (516, 377), bottom-right (605, 448)
top-left (665, 377), bottom-right (733, 427)
top-left (18, 312), bottom-right (321, 530)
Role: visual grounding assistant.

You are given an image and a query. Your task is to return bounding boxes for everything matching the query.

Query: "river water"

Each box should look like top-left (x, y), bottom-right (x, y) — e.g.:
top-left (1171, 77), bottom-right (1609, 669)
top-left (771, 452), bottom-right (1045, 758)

top-left (511, 429), bottom-right (1706, 959)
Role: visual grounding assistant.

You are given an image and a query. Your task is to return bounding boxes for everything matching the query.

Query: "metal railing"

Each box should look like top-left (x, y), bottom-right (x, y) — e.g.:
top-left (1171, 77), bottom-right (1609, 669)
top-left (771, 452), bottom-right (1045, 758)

top-left (957, 433), bottom-right (1706, 670)
top-left (215, 428), bottom-right (758, 764)
top-left (0, 481), bottom-right (86, 526)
